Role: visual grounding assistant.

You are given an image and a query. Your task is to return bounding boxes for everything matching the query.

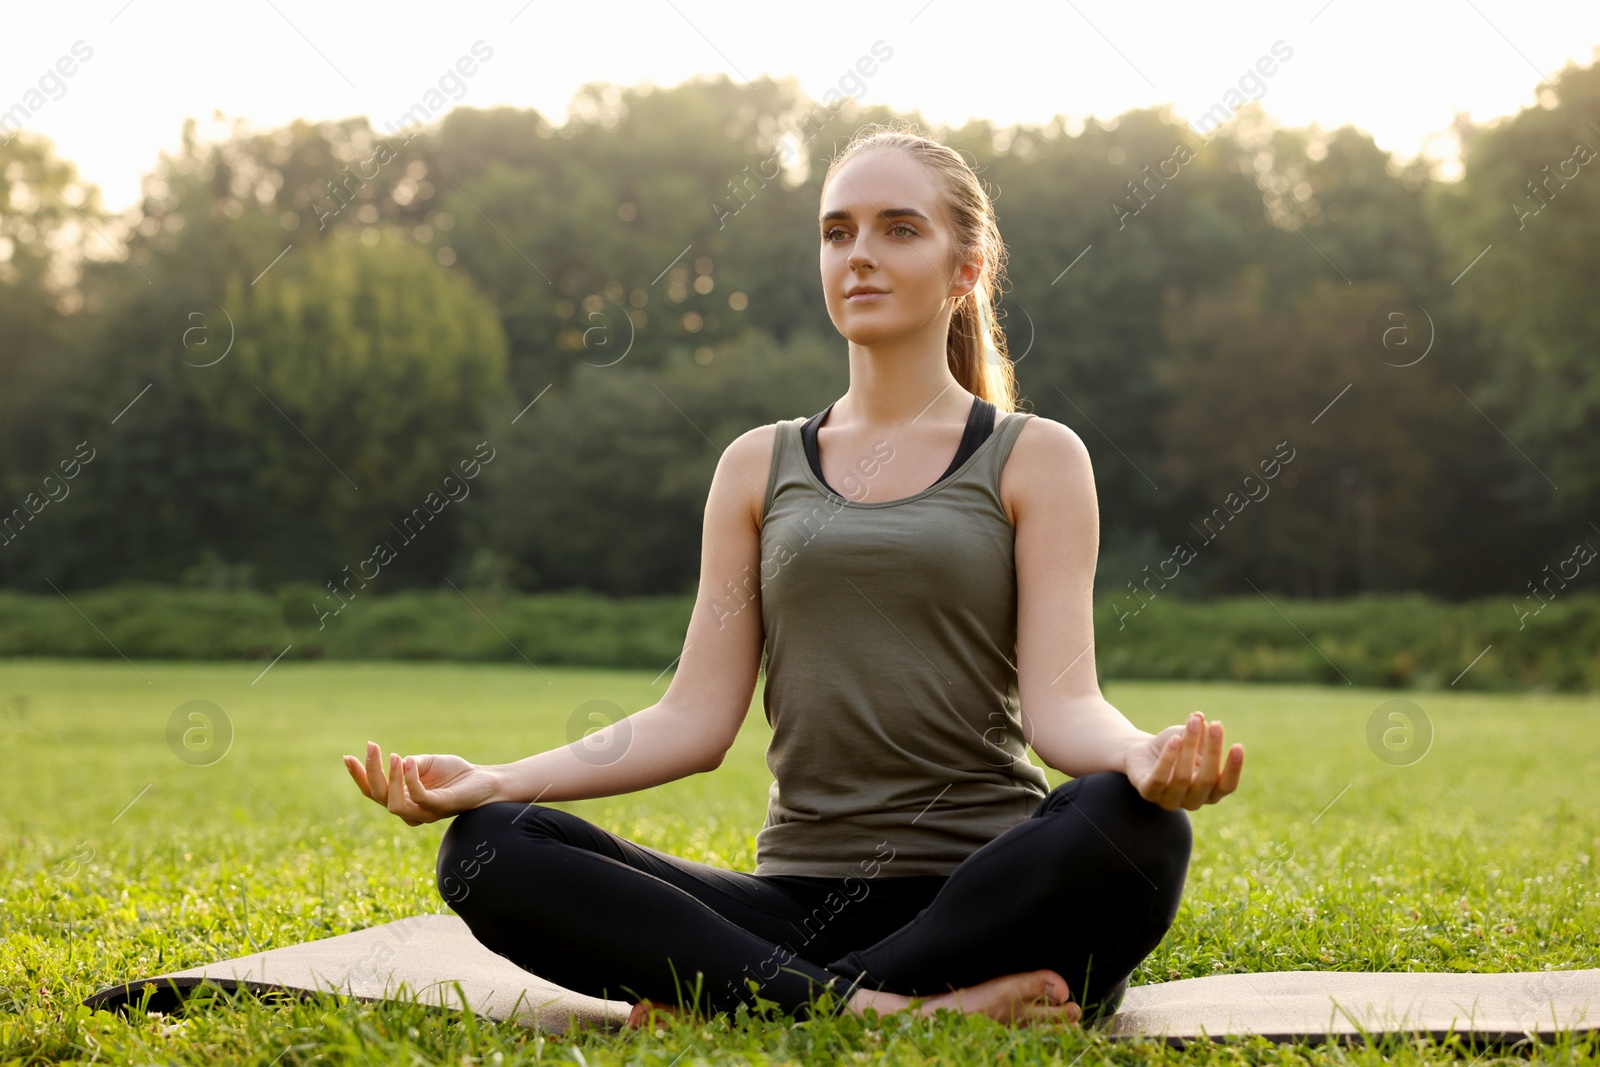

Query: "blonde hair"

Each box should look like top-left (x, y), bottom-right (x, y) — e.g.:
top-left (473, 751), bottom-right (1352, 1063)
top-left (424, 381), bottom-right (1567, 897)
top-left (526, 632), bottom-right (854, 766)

top-left (820, 122), bottom-right (1019, 413)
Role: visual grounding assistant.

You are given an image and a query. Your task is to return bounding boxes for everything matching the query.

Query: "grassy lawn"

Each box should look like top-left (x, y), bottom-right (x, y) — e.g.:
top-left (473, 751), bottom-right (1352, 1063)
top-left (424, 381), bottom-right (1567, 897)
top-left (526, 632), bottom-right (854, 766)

top-left (2, 659), bottom-right (1597, 1064)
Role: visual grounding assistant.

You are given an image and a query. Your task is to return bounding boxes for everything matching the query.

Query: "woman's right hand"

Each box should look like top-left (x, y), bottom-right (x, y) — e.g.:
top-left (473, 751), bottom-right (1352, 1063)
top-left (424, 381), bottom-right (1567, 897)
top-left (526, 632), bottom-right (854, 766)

top-left (343, 740), bottom-right (503, 826)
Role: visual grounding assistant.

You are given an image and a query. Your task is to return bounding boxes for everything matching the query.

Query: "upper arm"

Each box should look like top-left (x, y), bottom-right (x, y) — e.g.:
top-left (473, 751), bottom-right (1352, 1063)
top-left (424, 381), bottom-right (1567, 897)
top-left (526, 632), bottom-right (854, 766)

top-left (1006, 418), bottom-right (1103, 713)
top-left (657, 423), bottom-right (776, 767)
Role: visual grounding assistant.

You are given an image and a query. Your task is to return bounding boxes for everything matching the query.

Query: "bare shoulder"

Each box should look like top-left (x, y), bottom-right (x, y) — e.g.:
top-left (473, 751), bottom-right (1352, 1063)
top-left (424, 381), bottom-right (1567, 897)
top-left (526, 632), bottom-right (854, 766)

top-left (718, 422), bottom-right (783, 528)
top-left (1000, 415), bottom-right (1095, 526)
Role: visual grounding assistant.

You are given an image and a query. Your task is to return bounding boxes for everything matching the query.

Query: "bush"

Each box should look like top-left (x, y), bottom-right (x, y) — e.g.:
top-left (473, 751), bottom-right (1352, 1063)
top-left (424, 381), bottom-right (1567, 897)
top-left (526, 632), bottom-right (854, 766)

top-left (0, 585), bottom-right (1594, 691)
top-left (1091, 591), bottom-right (1600, 691)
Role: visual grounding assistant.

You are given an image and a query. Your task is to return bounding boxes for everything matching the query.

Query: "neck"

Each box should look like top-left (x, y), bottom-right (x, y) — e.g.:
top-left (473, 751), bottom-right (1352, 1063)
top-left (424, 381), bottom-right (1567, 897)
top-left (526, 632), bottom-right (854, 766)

top-left (835, 315), bottom-right (972, 429)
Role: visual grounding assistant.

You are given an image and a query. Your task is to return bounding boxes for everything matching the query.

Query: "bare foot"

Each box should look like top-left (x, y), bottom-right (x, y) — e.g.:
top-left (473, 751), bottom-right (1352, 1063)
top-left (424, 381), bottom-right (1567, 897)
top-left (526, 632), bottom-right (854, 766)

top-left (626, 998), bottom-right (698, 1030)
top-left (846, 969), bottom-right (1082, 1027)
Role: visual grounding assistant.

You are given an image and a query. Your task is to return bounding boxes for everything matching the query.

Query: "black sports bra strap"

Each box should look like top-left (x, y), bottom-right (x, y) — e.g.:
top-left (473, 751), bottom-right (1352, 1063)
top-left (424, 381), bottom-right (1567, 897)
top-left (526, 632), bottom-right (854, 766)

top-left (801, 396), bottom-right (997, 496)
top-left (941, 396), bottom-right (997, 481)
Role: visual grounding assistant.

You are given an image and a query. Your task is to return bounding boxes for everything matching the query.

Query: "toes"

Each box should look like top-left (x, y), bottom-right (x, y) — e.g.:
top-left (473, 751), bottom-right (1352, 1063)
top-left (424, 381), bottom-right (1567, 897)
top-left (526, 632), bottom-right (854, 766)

top-left (628, 998), bottom-right (691, 1029)
top-left (1034, 969), bottom-right (1071, 1000)
top-left (1022, 1002), bottom-right (1081, 1028)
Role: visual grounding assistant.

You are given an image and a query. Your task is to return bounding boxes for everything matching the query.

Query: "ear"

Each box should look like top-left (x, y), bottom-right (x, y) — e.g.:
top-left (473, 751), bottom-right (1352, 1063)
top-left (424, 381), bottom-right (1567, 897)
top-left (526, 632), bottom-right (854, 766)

top-left (949, 248), bottom-right (983, 300)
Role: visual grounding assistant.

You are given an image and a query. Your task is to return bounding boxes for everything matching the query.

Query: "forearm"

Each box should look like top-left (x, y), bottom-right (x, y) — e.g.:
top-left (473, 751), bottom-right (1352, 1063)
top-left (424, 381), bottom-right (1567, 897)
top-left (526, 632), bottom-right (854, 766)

top-left (485, 702), bottom-right (722, 805)
top-left (1024, 693), bottom-right (1152, 779)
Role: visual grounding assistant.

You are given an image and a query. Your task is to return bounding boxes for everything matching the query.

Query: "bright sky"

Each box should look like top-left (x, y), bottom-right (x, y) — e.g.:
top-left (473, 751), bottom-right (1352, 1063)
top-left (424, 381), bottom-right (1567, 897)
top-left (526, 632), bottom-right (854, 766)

top-left (4, 0), bottom-right (1598, 218)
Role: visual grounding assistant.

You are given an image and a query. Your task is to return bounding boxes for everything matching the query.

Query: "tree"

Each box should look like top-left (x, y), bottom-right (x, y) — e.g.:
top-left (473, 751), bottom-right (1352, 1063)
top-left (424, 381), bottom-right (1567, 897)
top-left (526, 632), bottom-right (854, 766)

top-left (1153, 275), bottom-right (1468, 596)
top-left (22, 230), bottom-right (509, 589)
top-left (0, 133), bottom-right (105, 501)
top-left (1432, 59), bottom-right (1600, 507)
top-left (474, 327), bottom-right (846, 595)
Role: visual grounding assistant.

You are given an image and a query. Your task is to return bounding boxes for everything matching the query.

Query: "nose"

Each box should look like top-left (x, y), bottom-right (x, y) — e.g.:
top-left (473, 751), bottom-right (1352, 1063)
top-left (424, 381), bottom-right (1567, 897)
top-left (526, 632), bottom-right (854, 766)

top-left (847, 235), bottom-right (876, 271)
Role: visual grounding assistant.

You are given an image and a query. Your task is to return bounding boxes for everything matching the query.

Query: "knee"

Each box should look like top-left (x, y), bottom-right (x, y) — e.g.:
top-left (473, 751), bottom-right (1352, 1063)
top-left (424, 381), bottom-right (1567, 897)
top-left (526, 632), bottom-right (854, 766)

top-left (435, 801), bottom-right (546, 909)
top-left (1071, 772), bottom-right (1193, 876)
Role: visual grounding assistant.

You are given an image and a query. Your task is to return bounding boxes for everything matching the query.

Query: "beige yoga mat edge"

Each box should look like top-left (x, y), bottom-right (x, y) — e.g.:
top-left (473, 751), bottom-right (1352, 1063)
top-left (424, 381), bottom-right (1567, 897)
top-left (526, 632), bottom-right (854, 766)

top-left (81, 914), bottom-right (1600, 1046)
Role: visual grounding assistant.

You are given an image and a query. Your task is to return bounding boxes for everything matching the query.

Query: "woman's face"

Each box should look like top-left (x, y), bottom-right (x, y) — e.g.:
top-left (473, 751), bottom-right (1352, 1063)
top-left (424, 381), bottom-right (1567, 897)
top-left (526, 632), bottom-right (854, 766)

top-left (818, 148), bottom-right (978, 346)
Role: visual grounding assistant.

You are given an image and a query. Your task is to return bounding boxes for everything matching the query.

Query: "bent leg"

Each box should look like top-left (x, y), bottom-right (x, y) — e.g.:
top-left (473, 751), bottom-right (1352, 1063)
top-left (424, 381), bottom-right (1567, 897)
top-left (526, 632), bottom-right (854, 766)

top-left (435, 801), bottom-right (863, 1020)
top-left (827, 771), bottom-right (1192, 1023)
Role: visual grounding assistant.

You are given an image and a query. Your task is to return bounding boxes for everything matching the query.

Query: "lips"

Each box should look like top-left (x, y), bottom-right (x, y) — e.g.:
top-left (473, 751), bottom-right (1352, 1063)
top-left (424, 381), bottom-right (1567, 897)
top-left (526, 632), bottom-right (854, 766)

top-left (846, 289), bottom-right (888, 300)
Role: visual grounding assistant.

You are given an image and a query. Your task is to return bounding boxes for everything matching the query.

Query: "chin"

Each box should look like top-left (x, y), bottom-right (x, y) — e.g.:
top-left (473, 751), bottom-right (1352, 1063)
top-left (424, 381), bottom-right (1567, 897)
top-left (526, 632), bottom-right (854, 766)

top-left (837, 322), bottom-right (907, 346)
top-left (829, 308), bottom-right (913, 345)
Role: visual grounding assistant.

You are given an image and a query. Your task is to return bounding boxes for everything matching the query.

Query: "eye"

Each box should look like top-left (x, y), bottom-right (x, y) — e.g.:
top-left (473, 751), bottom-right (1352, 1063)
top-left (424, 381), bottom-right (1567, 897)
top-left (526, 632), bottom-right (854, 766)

top-left (823, 223), bottom-right (918, 242)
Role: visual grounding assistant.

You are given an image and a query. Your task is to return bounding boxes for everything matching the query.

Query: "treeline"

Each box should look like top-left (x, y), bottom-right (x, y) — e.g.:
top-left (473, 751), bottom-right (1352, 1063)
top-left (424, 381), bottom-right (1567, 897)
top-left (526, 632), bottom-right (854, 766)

top-left (0, 587), bottom-right (1593, 692)
top-left (1, 62), bottom-right (1598, 604)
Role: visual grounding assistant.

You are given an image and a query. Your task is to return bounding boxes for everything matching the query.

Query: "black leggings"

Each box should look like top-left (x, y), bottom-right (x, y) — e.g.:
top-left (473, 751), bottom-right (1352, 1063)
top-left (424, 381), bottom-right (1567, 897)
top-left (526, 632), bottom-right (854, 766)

top-left (435, 770), bottom-right (1191, 1024)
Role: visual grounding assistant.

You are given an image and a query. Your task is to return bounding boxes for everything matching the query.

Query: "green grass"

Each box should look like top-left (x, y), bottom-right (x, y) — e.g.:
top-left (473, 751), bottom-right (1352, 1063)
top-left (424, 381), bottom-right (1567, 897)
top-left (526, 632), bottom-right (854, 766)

top-left (2, 659), bottom-right (1597, 1064)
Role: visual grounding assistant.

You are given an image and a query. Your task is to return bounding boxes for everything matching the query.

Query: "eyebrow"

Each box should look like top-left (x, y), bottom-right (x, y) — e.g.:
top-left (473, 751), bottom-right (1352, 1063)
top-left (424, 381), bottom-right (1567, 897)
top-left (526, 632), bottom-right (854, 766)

top-left (819, 206), bottom-right (932, 227)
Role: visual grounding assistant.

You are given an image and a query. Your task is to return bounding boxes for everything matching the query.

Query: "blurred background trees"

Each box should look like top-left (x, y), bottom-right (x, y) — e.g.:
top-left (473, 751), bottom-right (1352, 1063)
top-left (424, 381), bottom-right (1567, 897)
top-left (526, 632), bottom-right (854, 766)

top-left (2, 62), bottom-right (1595, 600)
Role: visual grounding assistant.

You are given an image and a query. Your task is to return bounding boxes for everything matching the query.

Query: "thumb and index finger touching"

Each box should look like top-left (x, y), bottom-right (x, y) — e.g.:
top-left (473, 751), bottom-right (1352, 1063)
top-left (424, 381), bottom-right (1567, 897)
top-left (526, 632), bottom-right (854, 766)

top-left (1139, 712), bottom-right (1246, 809)
top-left (342, 740), bottom-right (436, 825)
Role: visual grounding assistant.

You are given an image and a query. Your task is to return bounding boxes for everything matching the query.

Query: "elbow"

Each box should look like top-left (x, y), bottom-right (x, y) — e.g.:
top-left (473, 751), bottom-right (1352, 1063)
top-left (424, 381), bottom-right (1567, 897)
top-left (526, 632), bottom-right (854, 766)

top-left (691, 726), bottom-right (732, 777)
top-left (653, 700), bottom-right (731, 775)
top-left (1031, 748), bottom-right (1076, 780)
top-left (1020, 728), bottom-right (1069, 778)
top-left (697, 738), bottom-right (730, 774)
top-left (1030, 730), bottom-right (1106, 778)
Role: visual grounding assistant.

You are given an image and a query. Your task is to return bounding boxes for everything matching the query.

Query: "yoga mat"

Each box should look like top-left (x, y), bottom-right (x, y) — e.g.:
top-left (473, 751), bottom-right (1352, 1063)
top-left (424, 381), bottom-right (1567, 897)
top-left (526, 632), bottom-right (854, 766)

top-left (82, 914), bottom-right (1600, 1046)
top-left (1099, 966), bottom-right (1600, 1047)
top-left (82, 913), bottom-right (631, 1032)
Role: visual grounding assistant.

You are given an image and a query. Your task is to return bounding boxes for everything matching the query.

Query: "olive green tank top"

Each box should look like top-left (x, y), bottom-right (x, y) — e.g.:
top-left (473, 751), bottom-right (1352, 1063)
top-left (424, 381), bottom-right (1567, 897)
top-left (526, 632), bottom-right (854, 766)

top-left (753, 409), bottom-right (1052, 877)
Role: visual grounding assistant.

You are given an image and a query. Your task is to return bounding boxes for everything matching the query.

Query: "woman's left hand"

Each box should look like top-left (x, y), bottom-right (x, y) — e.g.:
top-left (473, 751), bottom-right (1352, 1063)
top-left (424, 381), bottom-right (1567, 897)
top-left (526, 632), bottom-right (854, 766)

top-left (1123, 711), bottom-right (1243, 811)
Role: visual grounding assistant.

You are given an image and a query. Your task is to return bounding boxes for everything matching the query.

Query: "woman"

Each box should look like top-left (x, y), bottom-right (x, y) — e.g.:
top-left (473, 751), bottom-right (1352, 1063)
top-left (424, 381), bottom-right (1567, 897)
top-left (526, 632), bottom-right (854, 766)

top-left (343, 123), bottom-right (1245, 1031)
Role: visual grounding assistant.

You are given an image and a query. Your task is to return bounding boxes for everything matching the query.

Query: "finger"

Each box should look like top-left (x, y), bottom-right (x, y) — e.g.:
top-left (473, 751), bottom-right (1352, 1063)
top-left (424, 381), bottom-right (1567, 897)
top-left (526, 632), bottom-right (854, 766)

top-left (1207, 743), bottom-right (1246, 802)
top-left (1160, 714), bottom-right (1204, 809)
top-left (364, 741), bottom-right (388, 801)
top-left (1141, 730), bottom-right (1182, 802)
top-left (387, 752), bottom-right (410, 815)
top-left (393, 755), bottom-right (432, 823)
top-left (343, 754), bottom-right (371, 793)
top-left (1190, 713), bottom-right (1209, 771)
top-left (1186, 720), bottom-right (1227, 809)
top-left (403, 755), bottom-right (432, 814)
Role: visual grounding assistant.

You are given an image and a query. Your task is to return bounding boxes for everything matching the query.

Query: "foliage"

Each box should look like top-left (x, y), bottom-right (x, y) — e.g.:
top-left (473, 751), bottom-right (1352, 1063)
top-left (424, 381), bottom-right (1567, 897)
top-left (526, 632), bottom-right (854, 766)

top-left (1431, 60), bottom-right (1600, 500)
top-left (1, 586), bottom-right (1596, 692)
top-left (2, 229), bottom-right (509, 589)
top-left (2, 64), bottom-right (1598, 603)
